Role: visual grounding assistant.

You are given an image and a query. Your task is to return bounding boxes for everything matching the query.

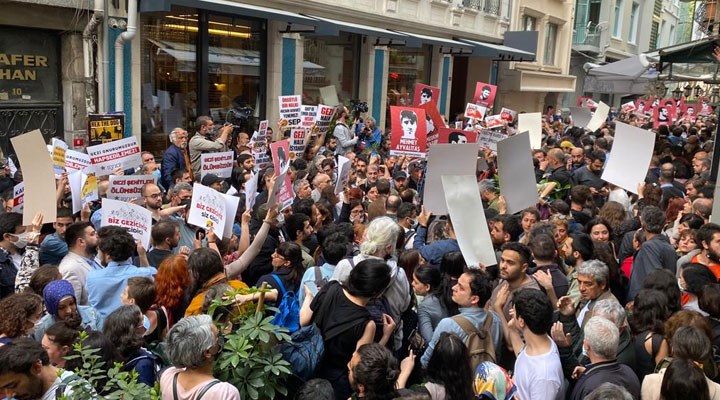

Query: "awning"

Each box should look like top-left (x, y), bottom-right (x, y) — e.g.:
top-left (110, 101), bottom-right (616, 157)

top-left (658, 35), bottom-right (720, 65)
top-left (586, 54), bottom-right (655, 81)
top-left (305, 15), bottom-right (412, 46)
top-left (140, 0), bottom-right (320, 33)
top-left (460, 39), bottom-right (536, 61)
top-left (393, 31), bottom-right (474, 55)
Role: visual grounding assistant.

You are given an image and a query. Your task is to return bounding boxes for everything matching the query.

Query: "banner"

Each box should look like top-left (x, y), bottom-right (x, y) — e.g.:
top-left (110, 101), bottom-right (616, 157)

top-left (278, 95), bottom-right (302, 128)
top-left (12, 183), bottom-right (23, 213)
top-left (86, 136), bottom-right (142, 174)
top-left (188, 183), bottom-right (228, 239)
top-left (101, 198), bottom-right (152, 249)
top-left (497, 132), bottom-right (538, 214)
top-left (51, 138), bottom-right (67, 176)
top-left (476, 129), bottom-right (508, 153)
top-left (289, 128), bottom-right (308, 160)
top-left (335, 155), bottom-right (352, 194)
top-left (464, 103), bottom-right (486, 120)
top-left (65, 149), bottom-right (92, 174)
top-left (315, 104), bottom-right (335, 136)
top-left (269, 140), bottom-right (294, 209)
top-left (221, 192), bottom-right (240, 239)
top-left (601, 122), bottom-right (656, 194)
top-left (108, 175), bottom-right (155, 201)
top-left (518, 112), bottom-right (542, 149)
top-left (389, 106), bottom-right (427, 158)
top-left (437, 128), bottom-right (477, 144)
top-left (473, 82), bottom-right (497, 108)
top-left (87, 113), bottom-right (124, 146)
top-left (11, 130), bottom-right (57, 224)
top-left (413, 83), bottom-right (440, 107)
top-left (200, 151), bottom-right (233, 179)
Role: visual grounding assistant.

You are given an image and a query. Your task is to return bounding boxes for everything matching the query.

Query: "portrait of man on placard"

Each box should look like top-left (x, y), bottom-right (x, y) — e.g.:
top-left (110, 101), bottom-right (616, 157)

top-left (400, 110), bottom-right (418, 140)
top-left (479, 86), bottom-right (492, 101)
top-left (419, 88), bottom-right (433, 105)
top-left (658, 107), bottom-right (669, 122)
top-left (449, 131), bottom-right (468, 144)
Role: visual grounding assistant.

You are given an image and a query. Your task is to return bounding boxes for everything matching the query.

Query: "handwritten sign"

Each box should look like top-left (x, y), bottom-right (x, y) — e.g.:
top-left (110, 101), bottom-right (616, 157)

top-left (278, 95), bottom-right (302, 128)
top-left (101, 198), bottom-right (152, 249)
top-left (188, 183), bottom-right (228, 239)
top-left (477, 129), bottom-right (508, 153)
top-left (200, 151), bottom-right (233, 179)
top-left (86, 136), bottom-right (141, 174)
top-left (108, 175), bottom-right (155, 201)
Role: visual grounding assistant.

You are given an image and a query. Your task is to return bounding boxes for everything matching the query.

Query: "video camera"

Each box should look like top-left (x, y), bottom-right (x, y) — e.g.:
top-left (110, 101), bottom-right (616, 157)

top-left (350, 99), bottom-right (368, 119)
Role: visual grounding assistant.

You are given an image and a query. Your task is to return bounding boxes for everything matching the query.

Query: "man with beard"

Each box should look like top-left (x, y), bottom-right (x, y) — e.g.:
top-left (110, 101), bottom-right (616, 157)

top-left (161, 128), bottom-right (192, 189)
top-left (572, 150), bottom-right (607, 202)
top-left (33, 279), bottom-right (101, 342)
top-left (141, 183), bottom-right (164, 222)
top-left (488, 242), bottom-right (541, 323)
top-left (58, 222), bottom-right (99, 305)
top-left (569, 147), bottom-right (586, 171)
top-left (0, 338), bottom-right (95, 399)
top-left (137, 220), bottom-right (185, 268)
top-left (688, 223), bottom-right (720, 280)
top-left (561, 232), bottom-right (594, 306)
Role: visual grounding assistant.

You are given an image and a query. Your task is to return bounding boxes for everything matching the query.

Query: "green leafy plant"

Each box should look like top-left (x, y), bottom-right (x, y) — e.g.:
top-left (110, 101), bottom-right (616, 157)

top-left (210, 287), bottom-right (293, 400)
top-left (60, 330), bottom-right (159, 400)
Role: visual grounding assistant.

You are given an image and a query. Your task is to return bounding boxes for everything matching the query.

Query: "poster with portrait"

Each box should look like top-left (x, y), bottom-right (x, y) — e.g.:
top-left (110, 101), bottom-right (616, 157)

top-left (269, 139), bottom-right (294, 209)
top-left (499, 107), bottom-right (517, 122)
top-left (389, 106), bottom-right (427, 158)
top-left (464, 103), bottom-right (486, 120)
top-left (437, 128), bottom-right (477, 144)
top-left (87, 113), bottom-right (124, 146)
top-left (576, 97), bottom-right (597, 109)
top-left (635, 98), bottom-right (653, 115)
top-left (101, 198), bottom-right (152, 249)
top-left (653, 103), bottom-right (673, 128)
top-left (278, 95), bottom-right (302, 128)
top-left (681, 103), bottom-right (698, 120)
top-left (698, 96), bottom-right (713, 115)
top-left (188, 183), bottom-right (228, 239)
top-left (412, 83), bottom-right (440, 107)
top-left (473, 82), bottom-right (497, 108)
top-left (659, 98), bottom-right (678, 121)
top-left (418, 101), bottom-right (445, 145)
top-left (621, 101), bottom-right (636, 113)
top-left (485, 115), bottom-right (504, 129)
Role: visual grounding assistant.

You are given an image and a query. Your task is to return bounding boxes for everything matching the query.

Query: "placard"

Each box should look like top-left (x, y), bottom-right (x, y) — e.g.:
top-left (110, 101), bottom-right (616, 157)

top-left (418, 101), bottom-right (445, 146)
top-left (389, 106), bottom-right (427, 158)
top-left (621, 101), bottom-right (636, 113)
top-left (108, 175), bottom-right (156, 201)
top-left (442, 175), bottom-right (497, 267)
top-left (601, 122), bottom-right (655, 194)
top-left (87, 113), bottom-right (124, 146)
top-left (569, 107), bottom-right (592, 129)
top-left (12, 182), bottom-right (23, 213)
top-left (586, 101), bottom-right (610, 132)
top-left (221, 192), bottom-right (240, 239)
top-left (464, 103), bottom-right (486, 120)
top-left (301, 105), bottom-right (317, 132)
top-left (65, 149), bottom-right (92, 174)
top-left (86, 136), bottom-right (142, 174)
top-left (485, 115), bottom-right (504, 129)
top-left (51, 138), bottom-right (68, 176)
top-left (319, 85), bottom-right (340, 107)
top-left (200, 151), bottom-right (234, 179)
top-left (335, 155), bottom-right (352, 194)
top-left (245, 172), bottom-right (259, 211)
top-left (289, 128), bottom-right (308, 160)
top-left (496, 131), bottom-right (538, 214)
top-left (101, 198), bottom-right (152, 249)
top-left (269, 140), bottom-right (294, 209)
top-left (500, 107), bottom-right (517, 122)
top-left (188, 183), bottom-right (228, 239)
top-left (473, 82), bottom-right (497, 108)
top-left (476, 129), bottom-right (508, 153)
top-left (423, 144), bottom-right (478, 215)
top-left (412, 83), bottom-right (440, 107)
top-left (68, 171), bottom-right (83, 214)
top-left (278, 95), bottom-right (302, 128)
top-left (315, 104), bottom-right (335, 135)
top-left (436, 128), bottom-right (477, 144)
top-left (518, 112), bottom-right (542, 149)
top-left (11, 130), bottom-right (57, 224)
top-left (80, 173), bottom-right (98, 207)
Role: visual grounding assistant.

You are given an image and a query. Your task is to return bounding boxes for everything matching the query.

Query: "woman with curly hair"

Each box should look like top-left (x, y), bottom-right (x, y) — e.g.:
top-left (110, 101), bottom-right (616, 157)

top-left (598, 201), bottom-right (628, 238)
top-left (0, 292), bottom-right (43, 345)
top-left (103, 304), bottom-right (157, 386)
top-left (155, 255), bottom-right (192, 325)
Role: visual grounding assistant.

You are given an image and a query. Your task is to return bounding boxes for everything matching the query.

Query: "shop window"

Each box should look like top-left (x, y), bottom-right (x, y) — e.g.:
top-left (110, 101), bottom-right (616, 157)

top-left (302, 32), bottom-right (359, 105)
top-left (387, 46), bottom-right (431, 110)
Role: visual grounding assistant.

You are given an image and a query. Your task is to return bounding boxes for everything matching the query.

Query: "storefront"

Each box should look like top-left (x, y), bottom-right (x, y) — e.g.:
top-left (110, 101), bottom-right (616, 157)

top-left (386, 45), bottom-right (432, 108)
top-left (302, 32), bottom-right (360, 106)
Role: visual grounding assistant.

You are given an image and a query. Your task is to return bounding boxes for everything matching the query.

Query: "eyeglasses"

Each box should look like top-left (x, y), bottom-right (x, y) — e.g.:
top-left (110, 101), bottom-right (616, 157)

top-left (145, 193), bottom-right (162, 199)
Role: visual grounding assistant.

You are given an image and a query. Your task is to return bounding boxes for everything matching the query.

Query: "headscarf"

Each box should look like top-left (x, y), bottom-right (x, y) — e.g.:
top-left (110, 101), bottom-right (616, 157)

top-left (42, 280), bottom-right (76, 317)
top-left (474, 361), bottom-right (517, 400)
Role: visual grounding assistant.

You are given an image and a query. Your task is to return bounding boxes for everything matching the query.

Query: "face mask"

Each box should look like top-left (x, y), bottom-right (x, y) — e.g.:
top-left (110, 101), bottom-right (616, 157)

top-left (10, 231), bottom-right (29, 249)
top-left (143, 315), bottom-right (151, 333)
top-left (152, 169), bottom-right (161, 183)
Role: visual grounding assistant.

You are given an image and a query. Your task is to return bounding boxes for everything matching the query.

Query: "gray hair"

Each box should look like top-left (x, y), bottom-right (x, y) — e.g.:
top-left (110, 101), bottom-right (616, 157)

top-left (577, 259), bottom-right (609, 286)
top-left (365, 116), bottom-right (376, 125)
top-left (292, 179), bottom-right (309, 195)
top-left (169, 182), bottom-right (193, 197)
top-left (584, 316), bottom-right (619, 360)
top-left (584, 383), bottom-right (633, 400)
top-left (592, 299), bottom-right (626, 328)
top-left (165, 315), bottom-right (215, 369)
top-left (169, 127), bottom-right (184, 142)
top-left (478, 179), bottom-right (496, 194)
top-left (360, 217), bottom-right (402, 257)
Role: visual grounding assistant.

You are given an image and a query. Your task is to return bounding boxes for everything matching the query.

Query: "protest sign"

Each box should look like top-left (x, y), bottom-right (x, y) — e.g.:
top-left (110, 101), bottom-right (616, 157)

top-left (335, 155), bottom-right (352, 194)
top-left (301, 105), bottom-right (317, 132)
top-left (621, 101), bottom-right (636, 113)
top-left (188, 183), bottom-right (228, 239)
top-left (699, 97), bottom-right (713, 115)
top-left (65, 149), bottom-right (92, 174)
top-left (497, 131), bottom-right (538, 214)
top-left (221, 192), bottom-right (240, 239)
top-left (586, 101), bottom-right (610, 132)
top-left (87, 113), bottom-right (124, 146)
top-left (681, 103), bottom-right (697, 119)
top-left (473, 82), bottom-right (497, 108)
top-left (51, 138), bottom-right (67, 176)
top-left (11, 130), bottom-right (57, 224)
top-left (442, 175), bottom-right (497, 267)
top-left (485, 115), bottom-right (504, 129)
top-left (418, 102), bottom-right (445, 145)
top-left (200, 151), bottom-right (233, 179)
top-left (258, 120), bottom-right (269, 140)
top-left (86, 136), bottom-right (142, 174)
top-left (269, 140), bottom-right (294, 209)
top-left (315, 104), bottom-right (335, 135)
top-left (267, 170), bottom-right (293, 211)
top-left (500, 107), bottom-right (517, 122)
top-left (653, 103), bottom-right (673, 128)
top-left (81, 173), bottom-right (98, 207)
top-left (436, 128), bottom-right (477, 144)
top-left (319, 85), bottom-right (339, 106)
top-left (289, 128), bottom-right (308, 160)
top-left (68, 171), bottom-right (83, 214)
top-left (12, 183), bottom-right (23, 213)
top-left (252, 120), bottom-right (271, 170)
top-left (108, 175), bottom-right (155, 201)
top-left (245, 172), bottom-right (259, 211)
top-left (101, 198), bottom-right (152, 249)
top-left (464, 103), bottom-right (486, 120)
top-left (476, 129), bottom-right (508, 153)
top-left (518, 112), bottom-right (542, 149)
top-left (601, 122), bottom-right (655, 194)
top-left (278, 95), bottom-right (302, 128)
top-left (423, 144), bottom-right (478, 215)
top-left (577, 97), bottom-right (597, 109)
top-left (412, 83), bottom-right (440, 107)
top-left (635, 98), bottom-right (653, 115)
top-left (389, 106), bottom-right (427, 158)
top-left (570, 107), bottom-right (592, 129)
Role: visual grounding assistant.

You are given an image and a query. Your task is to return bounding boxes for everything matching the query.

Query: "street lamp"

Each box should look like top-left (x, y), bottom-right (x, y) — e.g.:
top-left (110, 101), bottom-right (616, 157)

top-left (694, 85), bottom-right (704, 97)
top-left (711, 87), bottom-right (720, 105)
top-left (672, 87), bottom-right (683, 101)
top-left (684, 84), bottom-right (693, 97)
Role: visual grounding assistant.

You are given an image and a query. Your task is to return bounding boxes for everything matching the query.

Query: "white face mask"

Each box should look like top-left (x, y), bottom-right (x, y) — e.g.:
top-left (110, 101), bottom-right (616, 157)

top-left (10, 231), bottom-right (29, 249)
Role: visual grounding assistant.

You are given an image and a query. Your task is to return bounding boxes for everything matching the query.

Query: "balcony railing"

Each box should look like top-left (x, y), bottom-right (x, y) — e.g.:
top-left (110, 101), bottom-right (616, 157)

top-left (463, 0), bottom-right (501, 15)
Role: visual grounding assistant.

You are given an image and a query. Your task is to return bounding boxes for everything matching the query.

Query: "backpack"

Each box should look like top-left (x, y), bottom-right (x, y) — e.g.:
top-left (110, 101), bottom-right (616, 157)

top-left (279, 324), bottom-right (325, 382)
top-left (270, 274), bottom-right (300, 333)
top-left (453, 314), bottom-right (496, 370)
top-left (125, 350), bottom-right (162, 382)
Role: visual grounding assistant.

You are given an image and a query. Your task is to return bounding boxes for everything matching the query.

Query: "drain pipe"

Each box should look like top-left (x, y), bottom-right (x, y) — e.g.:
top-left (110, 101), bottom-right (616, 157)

top-left (83, 0), bottom-right (104, 114)
top-left (114, 0), bottom-right (138, 112)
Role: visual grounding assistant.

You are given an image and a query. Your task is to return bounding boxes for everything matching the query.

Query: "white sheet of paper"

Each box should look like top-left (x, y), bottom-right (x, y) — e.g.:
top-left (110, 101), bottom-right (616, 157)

top-left (586, 101), bottom-right (610, 132)
top-left (65, 149), bottom-right (93, 174)
top-left (68, 171), bottom-right (83, 214)
top-left (335, 155), bottom-right (351, 194)
top-left (188, 183), bottom-right (228, 239)
top-left (11, 130), bottom-right (57, 224)
top-left (442, 175), bottom-right (497, 267)
top-left (86, 136), bottom-right (142, 174)
top-left (601, 122), bottom-right (655, 194)
top-left (221, 192), bottom-right (240, 239)
top-left (569, 107), bottom-right (592, 129)
top-left (319, 85), bottom-right (340, 106)
top-left (245, 172), bottom-right (259, 211)
top-left (423, 144), bottom-right (478, 215)
top-left (497, 131), bottom-right (538, 214)
top-left (101, 198), bottom-right (152, 249)
top-left (518, 113), bottom-right (542, 149)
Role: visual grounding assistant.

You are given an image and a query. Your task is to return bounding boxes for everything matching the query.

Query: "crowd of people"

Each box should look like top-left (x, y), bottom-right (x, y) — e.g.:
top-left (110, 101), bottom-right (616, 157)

top-left (0, 100), bottom-right (719, 400)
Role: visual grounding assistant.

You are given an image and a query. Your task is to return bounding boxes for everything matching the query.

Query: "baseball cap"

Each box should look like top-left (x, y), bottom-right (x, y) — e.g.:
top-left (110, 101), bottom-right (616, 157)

top-left (393, 171), bottom-right (407, 180)
top-left (201, 173), bottom-right (223, 186)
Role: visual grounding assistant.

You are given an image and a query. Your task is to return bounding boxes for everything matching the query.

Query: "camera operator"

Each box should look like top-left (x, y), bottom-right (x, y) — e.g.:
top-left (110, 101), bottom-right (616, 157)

top-left (333, 106), bottom-right (358, 156)
top-left (189, 115), bottom-right (231, 178)
top-left (356, 116), bottom-right (383, 151)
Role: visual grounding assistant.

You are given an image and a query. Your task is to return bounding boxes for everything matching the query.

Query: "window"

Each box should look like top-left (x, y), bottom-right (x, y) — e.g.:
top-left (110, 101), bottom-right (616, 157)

top-left (523, 15), bottom-right (537, 31)
top-left (669, 24), bottom-right (675, 45)
top-left (659, 20), bottom-right (666, 47)
top-left (628, 2), bottom-right (639, 43)
top-left (302, 32), bottom-right (360, 105)
top-left (612, 0), bottom-right (624, 38)
top-left (386, 45), bottom-right (431, 110)
top-left (543, 23), bottom-right (558, 65)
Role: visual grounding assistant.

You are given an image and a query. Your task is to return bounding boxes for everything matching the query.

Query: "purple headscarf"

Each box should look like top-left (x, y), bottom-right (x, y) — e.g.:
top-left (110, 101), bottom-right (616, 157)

top-left (42, 279), bottom-right (76, 317)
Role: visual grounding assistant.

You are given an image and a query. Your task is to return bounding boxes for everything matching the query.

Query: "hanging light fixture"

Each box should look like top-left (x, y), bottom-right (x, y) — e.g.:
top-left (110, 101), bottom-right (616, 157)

top-left (683, 84), bottom-right (693, 98)
top-left (672, 87), bottom-right (683, 101)
top-left (694, 85), bottom-right (704, 97)
top-left (711, 87), bottom-right (720, 104)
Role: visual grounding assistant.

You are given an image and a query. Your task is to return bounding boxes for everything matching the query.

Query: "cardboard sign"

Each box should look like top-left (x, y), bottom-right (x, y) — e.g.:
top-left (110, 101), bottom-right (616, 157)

top-left (577, 97), bottom-right (597, 109)
top-left (319, 85), bottom-right (339, 107)
top-left (81, 173), bottom-right (98, 207)
top-left (418, 101), bottom-right (445, 146)
top-left (389, 106), bottom-right (427, 158)
top-left (65, 149), bottom-right (92, 174)
top-left (476, 129), bottom-right (508, 153)
top-left (442, 175), bottom-right (497, 267)
top-left (188, 183), bottom-right (228, 239)
top-left (500, 107), bottom-right (517, 122)
top-left (517, 112), bottom-right (542, 149)
top-left (12, 182), bottom-right (23, 213)
top-left (653, 104), bottom-right (673, 128)
top-left (315, 104), bottom-right (335, 135)
top-left (570, 107), bottom-right (592, 129)
top-left (252, 121), bottom-right (271, 170)
top-left (485, 115), bottom-right (504, 129)
top-left (108, 175), bottom-right (155, 201)
top-left (221, 192), bottom-right (240, 239)
top-left (601, 122), bottom-right (656, 194)
top-left (335, 155), bottom-right (351, 195)
top-left (586, 101), bottom-right (610, 132)
top-left (87, 113), bottom-right (124, 146)
top-left (301, 105), bottom-right (317, 132)
top-left (413, 83), bottom-right (440, 107)
top-left (437, 128), bottom-right (477, 144)
top-left (681, 103), bottom-right (697, 120)
top-left (269, 140), bottom-right (294, 209)
top-left (11, 130), bottom-right (57, 224)
top-left (200, 151), bottom-right (233, 179)
top-left (245, 172), bottom-right (259, 211)
top-left (51, 138), bottom-right (68, 176)
top-left (86, 136), bottom-right (141, 174)
top-left (497, 131), bottom-right (538, 214)
top-left (464, 103), bottom-right (486, 120)
top-left (101, 198), bottom-right (152, 249)
top-left (473, 82), bottom-right (497, 108)
top-left (621, 101), bottom-right (636, 113)
top-left (289, 128), bottom-right (308, 160)
top-left (423, 144), bottom-right (479, 215)
top-left (278, 95), bottom-right (302, 128)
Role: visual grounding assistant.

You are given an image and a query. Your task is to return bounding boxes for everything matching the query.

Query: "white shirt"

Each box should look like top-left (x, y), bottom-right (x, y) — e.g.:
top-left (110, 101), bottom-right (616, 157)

top-left (514, 338), bottom-right (564, 400)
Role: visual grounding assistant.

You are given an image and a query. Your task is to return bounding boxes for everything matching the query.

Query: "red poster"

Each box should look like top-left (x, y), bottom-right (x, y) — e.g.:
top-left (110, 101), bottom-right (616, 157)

top-left (437, 128), bottom-right (477, 144)
top-left (681, 103), bottom-right (697, 119)
top-left (485, 115), bottom-right (504, 129)
top-left (413, 83), bottom-right (441, 107)
top-left (698, 96), bottom-right (713, 115)
top-left (576, 97), bottom-right (597, 109)
top-left (473, 82), bottom-right (497, 108)
top-left (659, 98), bottom-right (677, 122)
top-left (418, 102), bottom-right (445, 145)
top-left (653, 105), bottom-right (673, 128)
top-left (268, 139), bottom-right (294, 209)
top-left (464, 103), bottom-right (486, 120)
top-left (390, 106), bottom-right (427, 158)
top-left (635, 97), bottom-right (654, 115)
top-left (500, 107), bottom-right (517, 122)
